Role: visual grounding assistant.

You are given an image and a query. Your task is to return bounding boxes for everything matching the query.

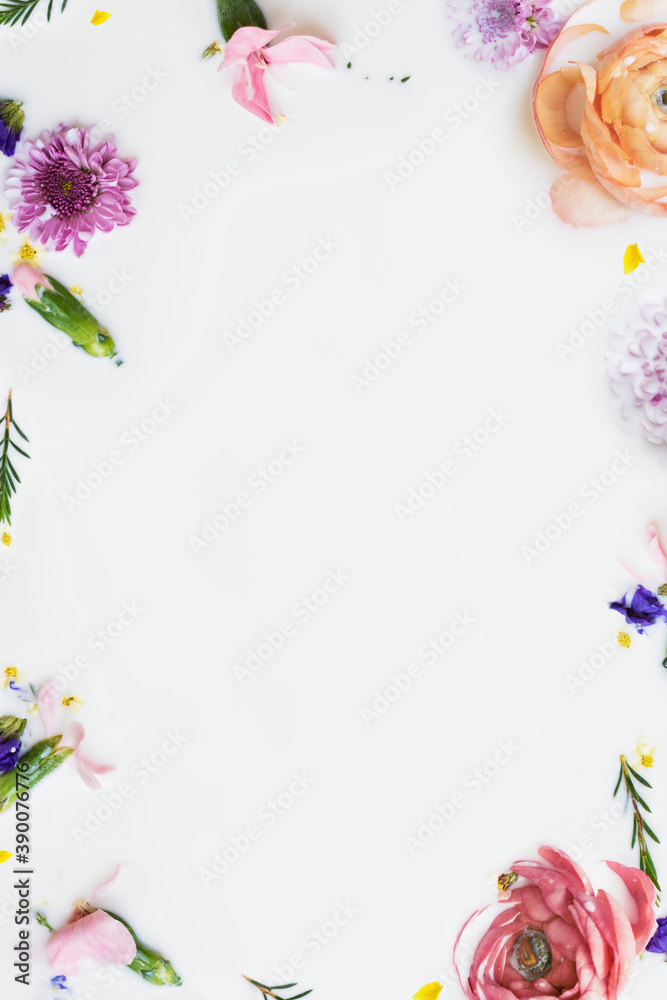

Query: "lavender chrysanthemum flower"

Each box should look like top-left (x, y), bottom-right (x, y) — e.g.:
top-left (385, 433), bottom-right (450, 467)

top-left (447, 0), bottom-right (560, 69)
top-left (609, 585), bottom-right (667, 633)
top-left (0, 100), bottom-right (24, 158)
top-left (647, 915), bottom-right (667, 953)
top-left (5, 124), bottom-right (138, 257)
top-left (607, 298), bottom-right (667, 445)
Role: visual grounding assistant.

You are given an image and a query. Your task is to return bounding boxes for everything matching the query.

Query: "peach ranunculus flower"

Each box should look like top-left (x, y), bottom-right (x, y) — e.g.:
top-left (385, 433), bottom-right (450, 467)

top-left (533, 0), bottom-right (667, 225)
top-left (454, 846), bottom-right (657, 1000)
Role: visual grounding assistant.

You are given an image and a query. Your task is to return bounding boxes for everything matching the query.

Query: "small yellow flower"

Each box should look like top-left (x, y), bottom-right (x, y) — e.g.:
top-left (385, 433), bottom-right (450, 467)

top-left (91, 9), bottom-right (112, 24)
top-left (624, 243), bottom-right (645, 274)
top-left (62, 695), bottom-right (84, 711)
top-left (0, 210), bottom-right (11, 244)
top-left (617, 631), bottom-right (632, 648)
top-left (277, 114), bottom-right (288, 126)
top-left (3, 666), bottom-right (17, 688)
top-left (11, 237), bottom-right (45, 268)
top-left (1, 532), bottom-right (11, 547)
top-left (0, 851), bottom-right (12, 864)
top-left (633, 737), bottom-right (655, 770)
top-left (70, 285), bottom-right (83, 296)
top-left (414, 985), bottom-right (444, 1000)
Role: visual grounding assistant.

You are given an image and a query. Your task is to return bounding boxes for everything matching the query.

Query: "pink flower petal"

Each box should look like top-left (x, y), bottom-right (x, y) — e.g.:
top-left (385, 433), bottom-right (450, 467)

top-left (11, 264), bottom-right (51, 302)
top-left (93, 863), bottom-right (131, 897)
top-left (46, 909), bottom-right (136, 975)
top-left (61, 722), bottom-right (114, 791)
top-left (550, 172), bottom-right (627, 226)
top-left (647, 523), bottom-right (667, 568)
top-left (605, 861), bottom-right (657, 953)
top-left (219, 25), bottom-right (285, 66)
top-left (230, 60), bottom-right (274, 122)
top-left (37, 680), bottom-right (61, 736)
top-left (263, 35), bottom-right (336, 67)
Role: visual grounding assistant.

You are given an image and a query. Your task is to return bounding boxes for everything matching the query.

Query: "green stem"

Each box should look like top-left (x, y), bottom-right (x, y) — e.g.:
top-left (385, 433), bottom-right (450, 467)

top-left (620, 755), bottom-right (660, 892)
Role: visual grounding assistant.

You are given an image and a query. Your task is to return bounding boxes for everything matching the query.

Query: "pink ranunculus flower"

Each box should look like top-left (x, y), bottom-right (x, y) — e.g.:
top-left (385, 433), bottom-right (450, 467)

top-left (46, 905), bottom-right (136, 976)
top-left (455, 846), bottom-right (656, 1000)
top-left (218, 24), bottom-right (335, 123)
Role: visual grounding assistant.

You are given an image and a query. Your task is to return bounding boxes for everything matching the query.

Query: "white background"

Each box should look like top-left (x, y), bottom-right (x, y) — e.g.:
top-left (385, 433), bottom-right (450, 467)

top-left (2, 0), bottom-right (667, 997)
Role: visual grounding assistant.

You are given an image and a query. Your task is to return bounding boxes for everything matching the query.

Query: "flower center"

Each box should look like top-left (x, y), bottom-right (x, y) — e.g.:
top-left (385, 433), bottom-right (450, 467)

top-left (4, 666), bottom-right (16, 678)
top-left (510, 929), bottom-right (552, 982)
top-left (475, 0), bottom-right (524, 41)
top-left (18, 244), bottom-right (35, 261)
top-left (40, 164), bottom-right (95, 219)
top-left (653, 87), bottom-right (667, 113)
top-left (642, 754), bottom-right (654, 767)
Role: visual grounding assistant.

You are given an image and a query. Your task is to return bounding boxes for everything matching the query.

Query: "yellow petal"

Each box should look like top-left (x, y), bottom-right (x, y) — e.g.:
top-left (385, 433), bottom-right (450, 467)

top-left (414, 985), bottom-right (444, 1000)
top-left (624, 242), bottom-right (645, 273)
top-left (0, 851), bottom-right (13, 863)
top-left (91, 10), bottom-right (112, 24)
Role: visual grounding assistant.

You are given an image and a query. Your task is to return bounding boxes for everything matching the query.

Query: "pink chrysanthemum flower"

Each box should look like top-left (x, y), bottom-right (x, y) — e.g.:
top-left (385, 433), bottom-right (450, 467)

top-left (5, 125), bottom-right (138, 257)
top-left (607, 298), bottom-right (667, 445)
top-left (448, 0), bottom-right (560, 69)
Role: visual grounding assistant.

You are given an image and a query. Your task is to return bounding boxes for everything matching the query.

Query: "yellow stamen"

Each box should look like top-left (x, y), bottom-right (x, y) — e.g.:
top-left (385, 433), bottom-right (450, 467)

top-left (4, 667), bottom-right (17, 679)
top-left (641, 754), bottom-right (654, 767)
top-left (62, 695), bottom-right (83, 710)
top-left (2, 532), bottom-right (11, 547)
top-left (70, 285), bottom-right (83, 295)
top-left (617, 631), bottom-right (631, 648)
top-left (19, 244), bottom-right (36, 261)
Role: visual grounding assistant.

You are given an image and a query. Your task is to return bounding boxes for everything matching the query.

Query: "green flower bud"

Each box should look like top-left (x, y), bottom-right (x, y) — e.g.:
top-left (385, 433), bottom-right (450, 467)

top-left (0, 736), bottom-right (74, 811)
top-left (105, 911), bottom-right (183, 986)
top-left (25, 274), bottom-right (121, 364)
top-left (216, 0), bottom-right (267, 40)
top-left (0, 715), bottom-right (27, 742)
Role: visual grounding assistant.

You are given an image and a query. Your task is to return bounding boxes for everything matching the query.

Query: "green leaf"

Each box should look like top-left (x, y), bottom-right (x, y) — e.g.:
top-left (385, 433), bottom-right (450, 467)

top-left (628, 764), bottom-right (652, 788)
top-left (644, 819), bottom-right (661, 844)
top-left (634, 790), bottom-right (651, 812)
top-left (632, 814), bottom-right (637, 849)
top-left (613, 767), bottom-right (623, 797)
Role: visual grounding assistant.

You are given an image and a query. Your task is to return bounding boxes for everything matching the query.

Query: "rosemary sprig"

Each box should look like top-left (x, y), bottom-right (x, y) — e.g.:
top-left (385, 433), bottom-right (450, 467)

top-left (0, 390), bottom-right (30, 527)
top-left (614, 754), bottom-right (661, 892)
top-left (0, 0), bottom-right (68, 26)
top-left (244, 976), bottom-right (313, 1000)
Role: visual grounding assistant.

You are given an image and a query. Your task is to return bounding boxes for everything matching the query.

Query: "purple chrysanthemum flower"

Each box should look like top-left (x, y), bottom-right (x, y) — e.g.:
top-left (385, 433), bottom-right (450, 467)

top-left (0, 737), bottom-right (20, 773)
top-left (5, 124), bottom-right (138, 257)
top-left (0, 100), bottom-right (24, 158)
top-left (607, 298), bottom-right (667, 445)
top-left (647, 916), bottom-right (667, 953)
top-left (447, 0), bottom-right (560, 69)
top-left (609, 585), bottom-right (667, 634)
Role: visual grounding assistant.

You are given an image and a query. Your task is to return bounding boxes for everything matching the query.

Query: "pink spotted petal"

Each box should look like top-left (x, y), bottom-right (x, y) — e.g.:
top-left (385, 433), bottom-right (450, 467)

top-left (46, 909), bottom-right (136, 975)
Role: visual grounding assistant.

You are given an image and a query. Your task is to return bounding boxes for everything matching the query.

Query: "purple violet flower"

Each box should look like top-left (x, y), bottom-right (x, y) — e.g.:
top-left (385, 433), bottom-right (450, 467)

top-left (5, 124), bottom-right (138, 257)
top-left (647, 916), bottom-right (667, 953)
top-left (0, 100), bottom-right (24, 158)
top-left (609, 585), bottom-right (667, 633)
top-left (0, 737), bottom-right (21, 773)
top-left (447, 0), bottom-right (560, 69)
top-left (0, 274), bottom-right (12, 295)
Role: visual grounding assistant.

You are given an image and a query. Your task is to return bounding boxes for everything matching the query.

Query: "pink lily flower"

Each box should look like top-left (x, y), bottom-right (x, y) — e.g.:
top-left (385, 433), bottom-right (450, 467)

top-left (218, 24), bottom-right (335, 123)
top-left (37, 681), bottom-right (114, 790)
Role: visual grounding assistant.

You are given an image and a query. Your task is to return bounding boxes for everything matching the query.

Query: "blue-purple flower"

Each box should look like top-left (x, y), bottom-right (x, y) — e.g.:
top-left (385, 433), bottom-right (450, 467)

top-left (647, 915), bottom-right (667, 953)
top-left (0, 737), bottom-right (20, 773)
top-left (609, 585), bottom-right (667, 633)
top-left (50, 975), bottom-right (70, 992)
top-left (0, 101), bottom-right (24, 158)
top-left (0, 275), bottom-right (11, 295)
top-left (0, 715), bottom-right (26, 773)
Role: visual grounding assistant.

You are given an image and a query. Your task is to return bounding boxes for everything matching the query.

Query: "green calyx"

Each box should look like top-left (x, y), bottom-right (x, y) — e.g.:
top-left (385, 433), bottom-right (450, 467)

top-left (0, 736), bottom-right (74, 812)
top-left (0, 715), bottom-right (27, 742)
top-left (105, 911), bottom-right (183, 986)
top-left (215, 0), bottom-right (267, 40)
top-left (26, 275), bottom-right (121, 364)
top-left (0, 99), bottom-right (25, 134)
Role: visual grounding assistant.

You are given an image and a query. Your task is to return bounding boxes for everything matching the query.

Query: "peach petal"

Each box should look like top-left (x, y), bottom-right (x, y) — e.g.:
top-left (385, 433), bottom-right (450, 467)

top-left (621, 0), bottom-right (667, 20)
top-left (535, 72), bottom-right (584, 148)
top-left (550, 171), bottom-right (627, 225)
